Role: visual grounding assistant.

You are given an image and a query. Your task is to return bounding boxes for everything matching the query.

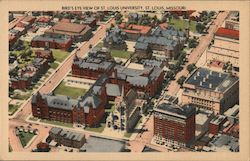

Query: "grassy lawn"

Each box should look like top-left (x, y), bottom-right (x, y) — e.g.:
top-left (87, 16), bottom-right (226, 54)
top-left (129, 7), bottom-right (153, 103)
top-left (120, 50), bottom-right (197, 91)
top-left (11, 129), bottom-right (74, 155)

top-left (105, 102), bottom-right (116, 113)
top-left (110, 49), bottom-right (132, 59)
top-left (169, 18), bottom-right (197, 33)
top-left (9, 104), bottom-right (21, 115)
top-left (12, 93), bottom-right (31, 100)
top-left (54, 81), bottom-right (87, 99)
top-left (95, 42), bottom-right (104, 48)
top-left (41, 119), bottom-right (73, 127)
top-left (124, 116), bottom-right (143, 138)
top-left (50, 62), bottom-right (59, 69)
top-left (29, 116), bottom-right (39, 121)
top-left (51, 49), bottom-right (69, 62)
top-left (18, 131), bottom-right (35, 147)
top-left (85, 123), bottom-right (106, 133)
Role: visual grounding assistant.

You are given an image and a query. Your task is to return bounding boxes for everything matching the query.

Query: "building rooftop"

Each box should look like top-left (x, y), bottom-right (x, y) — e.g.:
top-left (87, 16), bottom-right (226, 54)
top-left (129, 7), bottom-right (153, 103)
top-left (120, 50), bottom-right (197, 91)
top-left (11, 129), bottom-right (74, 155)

top-left (215, 27), bottom-right (239, 40)
top-left (119, 23), bottom-right (152, 35)
top-left (209, 134), bottom-right (239, 152)
top-left (50, 127), bottom-right (85, 142)
top-left (104, 26), bottom-right (127, 45)
top-left (105, 83), bottom-right (121, 97)
top-left (79, 136), bottom-right (125, 152)
top-left (184, 68), bottom-right (239, 93)
top-left (32, 34), bottom-right (72, 44)
top-left (46, 22), bottom-right (91, 36)
top-left (155, 103), bottom-right (196, 119)
top-left (210, 115), bottom-right (226, 125)
top-left (224, 104), bottom-right (239, 118)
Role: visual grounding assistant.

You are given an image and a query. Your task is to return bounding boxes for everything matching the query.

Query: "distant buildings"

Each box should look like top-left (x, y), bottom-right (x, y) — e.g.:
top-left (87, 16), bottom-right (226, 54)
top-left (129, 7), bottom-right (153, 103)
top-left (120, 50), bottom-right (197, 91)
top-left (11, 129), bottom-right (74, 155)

top-left (225, 11), bottom-right (239, 31)
top-left (49, 127), bottom-right (86, 149)
top-left (134, 26), bottom-right (187, 60)
top-left (153, 103), bottom-right (196, 147)
top-left (35, 49), bottom-right (54, 62)
top-left (206, 27), bottom-right (239, 71)
top-left (10, 58), bottom-right (49, 90)
top-left (119, 23), bottom-right (152, 41)
top-left (45, 22), bottom-right (92, 42)
top-left (207, 134), bottom-right (239, 152)
top-left (182, 68), bottom-right (239, 114)
top-left (103, 27), bottom-right (127, 50)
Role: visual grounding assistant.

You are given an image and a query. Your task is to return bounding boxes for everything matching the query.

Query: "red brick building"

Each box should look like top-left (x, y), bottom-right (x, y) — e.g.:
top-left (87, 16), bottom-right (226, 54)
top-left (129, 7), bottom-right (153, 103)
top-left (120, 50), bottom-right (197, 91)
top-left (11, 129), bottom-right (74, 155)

top-left (153, 103), bottom-right (196, 147)
top-left (119, 23), bottom-right (152, 41)
top-left (31, 35), bottom-right (72, 51)
top-left (31, 75), bottom-right (108, 127)
top-left (209, 115), bottom-right (227, 135)
top-left (72, 56), bottom-right (115, 80)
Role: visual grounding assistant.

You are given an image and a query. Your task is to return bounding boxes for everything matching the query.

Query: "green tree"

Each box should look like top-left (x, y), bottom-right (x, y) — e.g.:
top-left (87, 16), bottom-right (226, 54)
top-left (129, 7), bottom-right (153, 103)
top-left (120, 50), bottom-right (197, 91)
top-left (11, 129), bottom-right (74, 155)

top-left (177, 76), bottom-right (187, 86)
top-left (187, 63), bottom-right (197, 73)
top-left (196, 23), bottom-right (206, 33)
top-left (166, 70), bottom-right (175, 80)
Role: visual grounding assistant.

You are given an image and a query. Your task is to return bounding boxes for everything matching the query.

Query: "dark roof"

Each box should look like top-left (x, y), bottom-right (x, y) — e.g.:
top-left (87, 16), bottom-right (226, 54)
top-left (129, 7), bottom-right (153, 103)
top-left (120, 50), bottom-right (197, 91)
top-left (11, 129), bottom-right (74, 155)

top-left (32, 34), bottom-right (71, 44)
top-left (155, 103), bottom-right (196, 119)
top-left (73, 57), bottom-right (114, 71)
top-left (104, 27), bottom-right (127, 45)
top-left (185, 68), bottom-right (239, 93)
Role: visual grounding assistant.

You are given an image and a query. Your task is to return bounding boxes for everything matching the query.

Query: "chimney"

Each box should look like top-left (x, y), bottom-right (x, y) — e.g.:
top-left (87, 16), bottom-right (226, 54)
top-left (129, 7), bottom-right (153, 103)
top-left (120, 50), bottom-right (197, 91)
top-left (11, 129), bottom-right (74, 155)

top-left (197, 71), bottom-right (200, 76)
top-left (209, 83), bottom-right (212, 88)
top-left (206, 74), bottom-right (209, 79)
top-left (210, 70), bottom-right (213, 75)
top-left (219, 73), bottom-right (222, 77)
top-left (203, 77), bottom-right (206, 82)
top-left (194, 76), bottom-right (196, 80)
top-left (200, 81), bottom-right (203, 86)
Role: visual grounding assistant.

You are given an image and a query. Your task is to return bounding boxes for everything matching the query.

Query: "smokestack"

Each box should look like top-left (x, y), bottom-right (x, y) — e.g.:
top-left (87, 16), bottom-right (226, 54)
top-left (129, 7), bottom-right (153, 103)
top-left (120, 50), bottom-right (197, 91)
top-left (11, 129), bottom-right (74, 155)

top-left (219, 73), bottom-right (222, 77)
top-left (206, 74), bottom-right (209, 79)
top-left (209, 83), bottom-right (212, 89)
top-left (210, 71), bottom-right (213, 75)
top-left (197, 71), bottom-right (200, 76)
top-left (200, 81), bottom-right (203, 86)
top-left (203, 77), bottom-right (206, 82)
top-left (194, 76), bottom-right (197, 80)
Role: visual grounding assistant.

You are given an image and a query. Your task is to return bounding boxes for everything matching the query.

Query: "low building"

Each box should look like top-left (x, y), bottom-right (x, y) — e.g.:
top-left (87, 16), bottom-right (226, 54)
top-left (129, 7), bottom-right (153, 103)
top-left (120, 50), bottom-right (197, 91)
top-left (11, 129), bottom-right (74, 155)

top-left (103, 27), bottom-right (127, 50)
top-left (206, 27), bottom-right (239, 70)
top-left (182, 68), bottom-right (239, 114)
top-left (88, 47), bottom-right (113, 61)
top-left (106, 89), bottom-right (146, 132)
top-left (35, 49), bottom-right (54, 62)
top-left (224, 104), bottom-right (239, 124)
top-left (209, 115), bottom-right (227, 135)
top-left (10, 58), bottom-right (49, 90)
top-left (31, 34), bottom-right (73, 51)
top-left (49, 127), bottom-right (86, 149)
top-left (195, 108), bottom-right (214, 140)
top-left (153, 103), bottom-right (196, 147)
top-left (119, 23), bottom-right (152, 41)
top-left (82, 17), bottom-right (97, 28)
top-left (79, 136), bottom-right (126, 152)
top-left (207, 134), bottom-right (239, 152)
top-left (45, 22), bottom-right (92, 42)
top-left (36, 17), bottom-right (52, 27)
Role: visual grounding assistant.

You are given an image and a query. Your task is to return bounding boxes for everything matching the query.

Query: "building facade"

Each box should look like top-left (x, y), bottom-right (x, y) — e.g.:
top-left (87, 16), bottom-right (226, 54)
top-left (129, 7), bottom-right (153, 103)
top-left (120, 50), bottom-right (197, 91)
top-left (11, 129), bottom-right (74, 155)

top-left (182, 68), bottom-right (239, 114)
top-left (153, 103), bottom-right (196, 147)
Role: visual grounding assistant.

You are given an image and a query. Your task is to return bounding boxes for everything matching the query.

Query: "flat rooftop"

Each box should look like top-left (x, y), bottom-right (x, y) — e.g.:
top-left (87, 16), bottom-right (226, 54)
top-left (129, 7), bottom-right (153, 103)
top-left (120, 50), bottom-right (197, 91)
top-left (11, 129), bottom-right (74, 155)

top-left (80, 136), bottom-right (125, 152)
top-left (210, 115), bottom-right (226, 125)
top-left (155, 103), bottom-right (196, 119)
top-left (185, 68), bottom-right (239, 93)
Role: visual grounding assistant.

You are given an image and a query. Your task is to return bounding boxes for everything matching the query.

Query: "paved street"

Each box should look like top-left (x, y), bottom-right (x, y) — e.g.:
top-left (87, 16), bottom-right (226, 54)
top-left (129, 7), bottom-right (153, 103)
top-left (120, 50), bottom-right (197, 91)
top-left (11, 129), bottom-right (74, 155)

top-left (166, 11), bottom-right (229, 96)
top-left (9, 18), bottom-right (115, 152)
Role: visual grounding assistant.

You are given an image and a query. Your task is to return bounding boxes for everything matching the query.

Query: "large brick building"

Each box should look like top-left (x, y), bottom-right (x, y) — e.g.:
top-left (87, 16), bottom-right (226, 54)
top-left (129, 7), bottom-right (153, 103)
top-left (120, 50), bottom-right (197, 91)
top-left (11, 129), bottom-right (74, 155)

top-left (45, 22), bottom-right (92, 42)
top-left (31, 75), bottom-right (108, 127)
top-left (182, 68), bottom-right (239, 114)
top-left (72, 55), bottom-right (115, 80)
top-left (31, 35), bottom-right (73, 51)
top-left (153, 103), bottom-right (196, 147)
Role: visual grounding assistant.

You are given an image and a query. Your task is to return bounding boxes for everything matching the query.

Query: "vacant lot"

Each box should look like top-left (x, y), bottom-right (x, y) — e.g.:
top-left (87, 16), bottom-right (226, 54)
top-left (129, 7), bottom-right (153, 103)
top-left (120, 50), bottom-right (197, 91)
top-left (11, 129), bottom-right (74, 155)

top-left (170, 18), bottom-right (197, 33)
top-left (51, 49), bottom-right (69, 62)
